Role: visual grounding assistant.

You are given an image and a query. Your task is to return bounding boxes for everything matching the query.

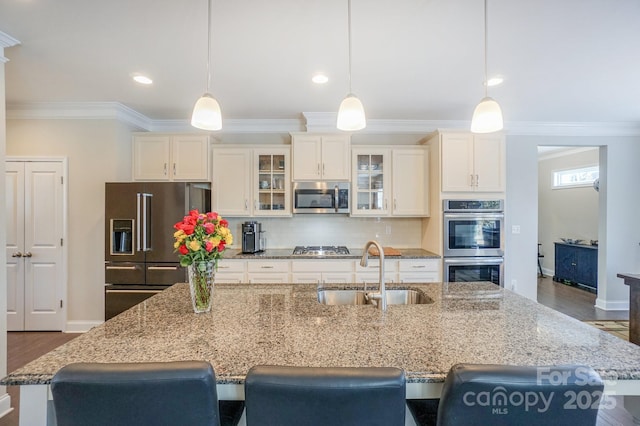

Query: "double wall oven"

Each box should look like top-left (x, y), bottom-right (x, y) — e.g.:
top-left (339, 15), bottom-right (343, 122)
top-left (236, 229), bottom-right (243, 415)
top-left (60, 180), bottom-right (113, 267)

top-left (443, 199), bottom-right (504, 286)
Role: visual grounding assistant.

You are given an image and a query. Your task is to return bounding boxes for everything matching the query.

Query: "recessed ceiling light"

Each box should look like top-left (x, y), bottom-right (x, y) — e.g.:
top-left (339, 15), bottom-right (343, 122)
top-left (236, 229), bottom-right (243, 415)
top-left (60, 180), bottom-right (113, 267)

top-left (133, 74), bottom-right (153, 85)
top-left (312, 73), bottom-right (329, 84)
top-left (486, 76), bottom-right (504, 87)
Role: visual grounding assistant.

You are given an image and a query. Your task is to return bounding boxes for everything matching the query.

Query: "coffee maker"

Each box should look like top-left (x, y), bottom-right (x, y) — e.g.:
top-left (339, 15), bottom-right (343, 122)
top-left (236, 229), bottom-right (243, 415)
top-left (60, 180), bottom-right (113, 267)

top-left (242, 221), bottom-right (264, 253)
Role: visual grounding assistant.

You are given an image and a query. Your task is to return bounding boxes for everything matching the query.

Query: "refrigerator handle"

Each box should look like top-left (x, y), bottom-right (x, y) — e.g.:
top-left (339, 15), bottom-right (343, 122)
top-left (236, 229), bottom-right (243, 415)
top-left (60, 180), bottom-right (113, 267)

top-left (142, 193), bottom-right (153, 251)
top-left (136, 193), bottom-right (141, 252)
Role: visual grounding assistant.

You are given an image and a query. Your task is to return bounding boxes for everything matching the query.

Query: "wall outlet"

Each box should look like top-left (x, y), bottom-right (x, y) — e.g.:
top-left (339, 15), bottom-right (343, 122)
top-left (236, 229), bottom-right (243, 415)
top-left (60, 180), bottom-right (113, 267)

top-left (511, 279), bottom-right (517, 290)
top-left (385, 225), bottom-right (392, 235)
top-left (512, 225), bottom-right (521, 234)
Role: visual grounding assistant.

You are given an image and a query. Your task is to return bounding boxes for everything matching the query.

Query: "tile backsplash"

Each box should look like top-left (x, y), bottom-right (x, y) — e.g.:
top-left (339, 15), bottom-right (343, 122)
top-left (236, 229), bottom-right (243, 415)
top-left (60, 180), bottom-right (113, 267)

top-left (226, 216), bottom-right (423, 249)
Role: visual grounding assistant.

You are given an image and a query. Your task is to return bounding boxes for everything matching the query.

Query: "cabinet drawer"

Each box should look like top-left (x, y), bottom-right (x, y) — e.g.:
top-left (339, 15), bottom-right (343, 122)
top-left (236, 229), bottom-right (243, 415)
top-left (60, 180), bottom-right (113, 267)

top-left (216, 260), bottom-right (246, 273)
top-left (247, 260), bottom-right (289, 273)
top-left (291, 260), bottom-right (354, 273)
top-left (355, 259), bottom-right (397, 273)
top-left (398, 259), bottom-right (439, 272)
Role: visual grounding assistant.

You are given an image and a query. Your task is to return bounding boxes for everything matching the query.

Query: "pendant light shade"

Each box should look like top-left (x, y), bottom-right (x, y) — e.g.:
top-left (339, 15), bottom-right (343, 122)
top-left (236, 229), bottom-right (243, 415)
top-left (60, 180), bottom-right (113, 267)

top-left (337, 0), bottom-right (366, 131)
top-left (471, 96), bottom-right (503, 133)
top-left (191, 93), bottom-right (222, 131)
top-left (337, 93), bottom-right (366, 131)
top-left (471, 0), bottom-right (503, 133)
top-left (191, 0), bottom-right (222, 131)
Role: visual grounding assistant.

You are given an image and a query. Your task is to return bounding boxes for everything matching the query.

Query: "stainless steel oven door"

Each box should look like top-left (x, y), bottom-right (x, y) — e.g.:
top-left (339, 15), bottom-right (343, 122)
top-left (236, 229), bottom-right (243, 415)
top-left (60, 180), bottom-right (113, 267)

top-left (443, 257), bottom-right (504, 286)
top-left (443, 212), bottom-right (504, 257)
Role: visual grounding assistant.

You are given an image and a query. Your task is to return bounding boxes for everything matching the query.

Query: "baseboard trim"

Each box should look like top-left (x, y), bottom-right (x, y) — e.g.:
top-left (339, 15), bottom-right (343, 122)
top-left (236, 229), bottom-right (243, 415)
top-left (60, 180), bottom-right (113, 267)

top-left (0, 392), bottom-right (13, 419)
top-left (595, 298), bottom-right (630, 311)
top-left (65, 320), bottom-right (103, 333)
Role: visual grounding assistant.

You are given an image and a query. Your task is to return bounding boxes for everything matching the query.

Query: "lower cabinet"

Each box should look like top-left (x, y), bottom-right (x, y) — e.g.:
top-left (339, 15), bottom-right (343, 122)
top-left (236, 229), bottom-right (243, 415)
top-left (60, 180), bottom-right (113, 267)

top-left (397, 259), bottom-right (440, 283)
top-left (247, 260), bottom-right (290, 283)
top-left (214, 260), bottom-right (247, 284)
top-left (553, 243), bottom-right (598, 291)
top-left (291, 260), bottom-right (354, 285)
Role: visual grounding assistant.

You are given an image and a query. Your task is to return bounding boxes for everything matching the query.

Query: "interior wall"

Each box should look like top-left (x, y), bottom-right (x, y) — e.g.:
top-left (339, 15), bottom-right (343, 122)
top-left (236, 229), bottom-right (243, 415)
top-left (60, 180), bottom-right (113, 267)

top-left (537, 148), bottom-right (599, 275)
top-left (505, 134), bottom-right (640, 310)
top-left (6, 119), bottom-right (136, 327)
top-left (225, 216), bottom-right (423, 250)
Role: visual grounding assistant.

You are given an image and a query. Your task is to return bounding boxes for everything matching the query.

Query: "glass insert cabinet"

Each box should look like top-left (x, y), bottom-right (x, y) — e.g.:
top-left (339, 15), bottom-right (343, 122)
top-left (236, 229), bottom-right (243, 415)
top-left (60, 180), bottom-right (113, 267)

top-left (255, 150), bottom-right (290, 215)
top-left (352, 149), bottom-right (390, 216)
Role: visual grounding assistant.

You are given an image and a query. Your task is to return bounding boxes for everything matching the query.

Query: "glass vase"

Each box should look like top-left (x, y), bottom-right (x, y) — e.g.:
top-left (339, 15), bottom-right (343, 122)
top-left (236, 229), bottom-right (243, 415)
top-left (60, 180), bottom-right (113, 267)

top-left (188, 261), bottom-right (215, 313)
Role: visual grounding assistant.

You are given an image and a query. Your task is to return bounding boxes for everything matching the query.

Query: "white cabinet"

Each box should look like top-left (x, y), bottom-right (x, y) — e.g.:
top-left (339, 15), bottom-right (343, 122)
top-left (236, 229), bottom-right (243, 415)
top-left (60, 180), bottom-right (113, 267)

top-left (397, 259), bottom-right (440, 283)
top-left (440, 132), bottom-right (505, 192)
top-left (355, 258), bottom-right (397, 285)
top-left (351, 146), bottom-right (429, 217)
top-left (247, 260), bottom-right (290, 283)
top-left (214, 260), bottom-right (246, 284)
top-left (133, 134), bottom-right (209, 181)
top-left (291, 133), bottom-right (350, 181)
top-left (391, 147), bottom-right (429, 216)
top-left (290, 260), bottom-right (354, 285)
top-left (211, 146), bottom-right (291, 217)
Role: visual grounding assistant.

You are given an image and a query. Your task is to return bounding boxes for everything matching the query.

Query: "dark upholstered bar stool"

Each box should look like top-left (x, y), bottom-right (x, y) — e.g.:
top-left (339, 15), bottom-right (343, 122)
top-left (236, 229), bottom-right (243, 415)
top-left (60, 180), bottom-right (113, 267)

top-left (51, 361), bottom-right (244, 426)
top-left (244, 365), bottom-right (406, 426)
top-left (408, 363), bottom-right (603, 426)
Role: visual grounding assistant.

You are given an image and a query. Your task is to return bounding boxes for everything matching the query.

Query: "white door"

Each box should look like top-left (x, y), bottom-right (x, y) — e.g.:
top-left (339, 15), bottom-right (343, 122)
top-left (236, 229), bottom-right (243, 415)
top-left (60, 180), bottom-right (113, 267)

top-left (6, 161), bottom-right (65, 331)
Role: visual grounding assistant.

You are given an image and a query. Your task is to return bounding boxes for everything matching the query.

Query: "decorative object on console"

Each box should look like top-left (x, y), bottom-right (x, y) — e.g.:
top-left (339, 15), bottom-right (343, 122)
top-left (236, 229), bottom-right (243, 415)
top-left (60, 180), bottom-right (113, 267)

top-left (173, 210), bottom-right (233, 313)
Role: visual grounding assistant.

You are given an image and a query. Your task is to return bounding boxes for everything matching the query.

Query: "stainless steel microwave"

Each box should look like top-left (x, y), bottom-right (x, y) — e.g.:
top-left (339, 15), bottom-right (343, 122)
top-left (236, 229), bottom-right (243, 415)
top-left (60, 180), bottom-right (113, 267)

top-left (293, 182), bottom-right (350, 214)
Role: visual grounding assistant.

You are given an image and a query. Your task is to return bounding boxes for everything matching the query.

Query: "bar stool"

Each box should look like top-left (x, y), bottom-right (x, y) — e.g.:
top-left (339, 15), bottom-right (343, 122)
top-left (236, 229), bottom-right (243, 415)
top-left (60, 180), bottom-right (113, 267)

top-left (408, 363), bottom-right (603, 426)
top-left (244, 365), bottom-right (406, 426)
top-left (538, 243), bottom-right (545, 277)
top-left (51, 361), bottom-right (244, 426)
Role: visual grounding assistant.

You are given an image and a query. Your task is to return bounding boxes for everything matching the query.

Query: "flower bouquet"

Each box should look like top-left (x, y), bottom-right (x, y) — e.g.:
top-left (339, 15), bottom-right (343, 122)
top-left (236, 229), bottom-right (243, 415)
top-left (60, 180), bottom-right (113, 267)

top-left (173, 210), bottom-right (233, 313)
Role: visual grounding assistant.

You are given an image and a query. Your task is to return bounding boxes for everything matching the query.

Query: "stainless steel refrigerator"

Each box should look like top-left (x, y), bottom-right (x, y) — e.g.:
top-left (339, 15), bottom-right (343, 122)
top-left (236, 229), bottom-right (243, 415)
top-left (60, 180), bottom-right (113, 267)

top-left (104, 182), bottom-right (211, 319)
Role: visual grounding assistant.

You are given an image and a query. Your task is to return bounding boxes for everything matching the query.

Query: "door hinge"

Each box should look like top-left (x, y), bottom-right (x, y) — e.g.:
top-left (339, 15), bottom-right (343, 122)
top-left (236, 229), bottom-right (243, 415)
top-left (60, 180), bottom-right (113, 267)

top-left (60, 300), bottom-right (63, 308)
top-left (60, 176), bottom-right (63, 184)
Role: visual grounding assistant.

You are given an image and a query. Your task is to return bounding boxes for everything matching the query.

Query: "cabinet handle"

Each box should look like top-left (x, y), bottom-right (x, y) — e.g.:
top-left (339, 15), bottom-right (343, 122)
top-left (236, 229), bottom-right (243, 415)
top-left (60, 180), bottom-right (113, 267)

top-left (261, 265), bottom-right (274, 269)
top-left (470, 174), bottom-right (474, 186)
top-left (23, 252), bottom-right (33, 258)
top-left (323, 163), bottom-right (325, 175)
top-left (245, 200), bottom-right (248, 210)
top-left (11, 252), bottom-right (23, 258)
top-left (412, 265), bottom-right (426, 269)
top-left (164, 163), bottom-right (168, 176)
top-left (385, 199), bottom-right (388, 210)
top-left (394, 199), bottom-right (397, 209)
top-left (476, 174), bottom-right (479, 187)
top-left (317, 163), bottom-right (320, 176)
top-left (173, 163), bottom-right (176, 175)
top-left (255, 200), bottom-right (258, 210)
top-left (106, 266), bottom-right (137, 270)
top-left (148, 266), bottom-right (178, 271)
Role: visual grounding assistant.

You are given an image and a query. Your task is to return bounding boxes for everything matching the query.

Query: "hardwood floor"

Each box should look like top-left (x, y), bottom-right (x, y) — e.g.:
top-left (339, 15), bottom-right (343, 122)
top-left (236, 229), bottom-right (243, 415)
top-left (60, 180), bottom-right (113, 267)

top-left (0, 280), bottom-right (635, 426)
top-left (0, 332), bottom-right (78, 426)
top-left (537, 275), bottom-right (629, 321)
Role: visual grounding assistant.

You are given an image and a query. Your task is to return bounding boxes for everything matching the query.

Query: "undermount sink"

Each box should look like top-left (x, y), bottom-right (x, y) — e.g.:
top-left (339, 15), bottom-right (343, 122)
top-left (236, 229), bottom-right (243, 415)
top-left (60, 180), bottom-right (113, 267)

top-left (317, 288), bottom-right (433, 306)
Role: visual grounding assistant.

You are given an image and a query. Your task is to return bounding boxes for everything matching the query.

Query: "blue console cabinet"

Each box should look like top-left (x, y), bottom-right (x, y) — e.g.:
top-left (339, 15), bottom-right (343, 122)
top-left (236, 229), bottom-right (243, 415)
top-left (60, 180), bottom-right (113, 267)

top-left (553, 242), bottom-right (598, 291)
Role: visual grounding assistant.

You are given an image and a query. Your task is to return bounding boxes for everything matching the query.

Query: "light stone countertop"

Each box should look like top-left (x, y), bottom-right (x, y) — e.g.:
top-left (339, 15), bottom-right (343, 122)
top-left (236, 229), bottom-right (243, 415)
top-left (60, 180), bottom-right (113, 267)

top-left (3, 282), bottom-right (640, 387)
top-left (225, 247), bottom-right (440, 260)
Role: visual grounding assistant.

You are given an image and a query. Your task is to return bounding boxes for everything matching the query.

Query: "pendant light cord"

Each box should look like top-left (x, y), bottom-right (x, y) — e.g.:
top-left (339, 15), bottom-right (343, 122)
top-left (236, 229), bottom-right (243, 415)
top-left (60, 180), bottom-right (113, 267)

top-left (206, 0), bottom-right (212, 93)
top-left (347, 0), bottom-right (353, 94)
top-left (483, 0), bottom-right (488, 98)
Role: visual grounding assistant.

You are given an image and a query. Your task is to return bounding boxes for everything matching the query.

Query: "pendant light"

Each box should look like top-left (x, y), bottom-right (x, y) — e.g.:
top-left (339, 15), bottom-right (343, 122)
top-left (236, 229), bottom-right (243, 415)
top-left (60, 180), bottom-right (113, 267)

top-left (337, 0), bottom-right (366, 131)
top-left (191, 0), bottom-right (222, 131)
top-left (470, 0), bottom-right (503, 134)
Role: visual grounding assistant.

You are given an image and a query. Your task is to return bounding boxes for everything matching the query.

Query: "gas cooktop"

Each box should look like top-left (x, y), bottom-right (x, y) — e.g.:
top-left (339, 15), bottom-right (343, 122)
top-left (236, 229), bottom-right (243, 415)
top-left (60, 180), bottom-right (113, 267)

top-left (292, 246), bottom-right (350, 256)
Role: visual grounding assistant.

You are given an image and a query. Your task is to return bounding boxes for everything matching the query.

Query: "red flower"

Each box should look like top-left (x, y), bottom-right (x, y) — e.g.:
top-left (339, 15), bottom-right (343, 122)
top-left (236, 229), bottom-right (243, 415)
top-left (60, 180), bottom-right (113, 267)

top-left (207, 212), bottom-right (218, 220)
top-left (182, 224), bottom-right (195, 235)
top-left (179, 245), bottom-right (189, 255)
top-left (220, 219), bottom-right (229, 227)
top-left (217, 241), bottom-right (226, 251)
top-left (205, 241), bottom-right (214, 252)
top-left (203, 222), bottom-right (215, 234)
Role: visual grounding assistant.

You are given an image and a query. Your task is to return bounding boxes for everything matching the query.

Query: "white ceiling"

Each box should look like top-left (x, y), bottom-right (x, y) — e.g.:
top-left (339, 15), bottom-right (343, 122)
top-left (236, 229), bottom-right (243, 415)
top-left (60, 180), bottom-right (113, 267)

top-left (2, 0), bottom-right (640, 126)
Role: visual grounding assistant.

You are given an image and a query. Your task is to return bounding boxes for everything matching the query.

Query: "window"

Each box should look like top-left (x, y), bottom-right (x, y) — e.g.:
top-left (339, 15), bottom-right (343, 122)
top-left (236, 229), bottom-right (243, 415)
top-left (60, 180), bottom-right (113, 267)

top-left (552, 166), bottom-right (599, 189)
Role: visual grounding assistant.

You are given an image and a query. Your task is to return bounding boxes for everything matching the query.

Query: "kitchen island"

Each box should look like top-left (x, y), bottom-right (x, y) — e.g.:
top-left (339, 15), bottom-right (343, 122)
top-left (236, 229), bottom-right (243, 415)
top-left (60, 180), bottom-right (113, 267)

top-left (4, 281), bottom-right (640, 425)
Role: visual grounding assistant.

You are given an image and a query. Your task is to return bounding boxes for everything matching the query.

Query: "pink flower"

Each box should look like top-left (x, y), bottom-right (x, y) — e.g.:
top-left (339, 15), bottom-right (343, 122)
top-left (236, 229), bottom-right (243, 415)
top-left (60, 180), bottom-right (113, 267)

top-left (205, 241), bottom-right (214, 252)
top-left (203, 222), bottom-right (215, 234)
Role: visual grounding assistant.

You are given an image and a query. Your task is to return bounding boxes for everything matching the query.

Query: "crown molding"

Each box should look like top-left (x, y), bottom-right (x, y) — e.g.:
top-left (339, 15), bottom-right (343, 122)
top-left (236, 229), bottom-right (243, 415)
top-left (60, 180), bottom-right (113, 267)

top-left (0, 31), bottom-right (20, 63)
top-left (6, 103), bottom-right (640, 137)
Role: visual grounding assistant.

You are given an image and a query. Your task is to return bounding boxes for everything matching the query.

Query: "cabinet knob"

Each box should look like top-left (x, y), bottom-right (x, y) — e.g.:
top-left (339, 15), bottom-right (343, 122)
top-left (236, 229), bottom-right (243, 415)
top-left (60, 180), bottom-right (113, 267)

top-left (23, 252), bottom-right (33, 258)
top-left (11, 252), bottom-right (22, 258)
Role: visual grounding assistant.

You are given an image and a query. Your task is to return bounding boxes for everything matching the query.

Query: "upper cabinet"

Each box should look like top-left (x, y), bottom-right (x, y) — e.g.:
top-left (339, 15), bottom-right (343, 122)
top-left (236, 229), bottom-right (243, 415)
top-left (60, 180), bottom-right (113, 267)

top-left (133, 134), bottom-right (209, 181)
top-left (440, 132), bottom-right (505, 192)
top-left (291, 133), bottom-right (350, 181)
top-left (211, 146), bottom-right (291, 217)
top-left (351, 146), bottom-right (429, 217)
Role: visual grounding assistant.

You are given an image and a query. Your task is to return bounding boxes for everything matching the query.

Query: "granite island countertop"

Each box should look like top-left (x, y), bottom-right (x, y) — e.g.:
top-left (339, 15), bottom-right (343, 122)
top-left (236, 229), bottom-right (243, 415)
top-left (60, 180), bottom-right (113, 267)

top-left (4, 282), bottom-right (640, 388)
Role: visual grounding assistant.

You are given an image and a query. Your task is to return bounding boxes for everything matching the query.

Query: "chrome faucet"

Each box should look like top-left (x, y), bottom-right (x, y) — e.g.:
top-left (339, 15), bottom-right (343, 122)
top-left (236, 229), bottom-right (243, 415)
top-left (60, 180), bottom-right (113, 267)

top-left (360, 240), bottom-right (387, 311)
